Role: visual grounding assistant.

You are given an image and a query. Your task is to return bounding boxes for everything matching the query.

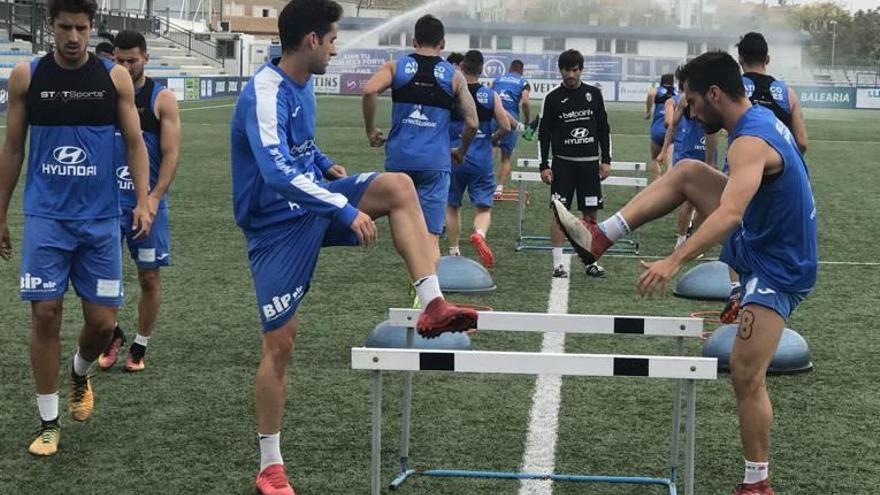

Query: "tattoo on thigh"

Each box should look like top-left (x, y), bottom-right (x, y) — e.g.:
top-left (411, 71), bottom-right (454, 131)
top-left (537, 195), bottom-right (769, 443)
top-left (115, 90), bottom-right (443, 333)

top-left (738, 310), bottom-right (755, 340)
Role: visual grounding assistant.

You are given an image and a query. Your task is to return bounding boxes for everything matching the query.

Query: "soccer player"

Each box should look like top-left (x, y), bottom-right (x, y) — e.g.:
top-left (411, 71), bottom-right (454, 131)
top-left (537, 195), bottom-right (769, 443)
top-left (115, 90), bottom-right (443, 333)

top-left (538, 49), bottom-right (612, 278)
top-left (95, 41), bottom-right (115, 61)
top-left (362, 14), bottom-right (478, 256)
top-left (445, 50), bottom-right (510, 268)
top-left (659, 73), bottom-right (718, 250)
top-left (0, 0), bottom-right (153, 456)
top-left (645, 74), bottom-right (676, 181)
top-left (445, 51), bottom-right (463, 69)
top-left (97, 30), bottom-right (181, 372)
top-left (554, 51), bottom-right (817, 495)
top-left (229, 2), bottom-right (478, 493)
top-left (722, 31), bottom-right (811, 323)
top-left (491, 59), bottom-right (531, 195)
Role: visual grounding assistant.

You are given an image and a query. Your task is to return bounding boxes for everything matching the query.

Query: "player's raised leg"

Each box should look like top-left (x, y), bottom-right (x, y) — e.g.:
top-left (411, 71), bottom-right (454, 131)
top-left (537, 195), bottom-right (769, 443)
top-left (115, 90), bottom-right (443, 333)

top-left (357, 173), bottom-right (478, 336)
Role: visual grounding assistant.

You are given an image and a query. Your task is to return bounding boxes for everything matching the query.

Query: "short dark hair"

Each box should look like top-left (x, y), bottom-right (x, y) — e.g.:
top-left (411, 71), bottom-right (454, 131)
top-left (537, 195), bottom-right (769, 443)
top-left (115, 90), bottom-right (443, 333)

top-left (557, 49), bottom-right (584, 70)
top-left (678, 50), bottom-right (745, 98)
top-left (446, 52), bottom-right (464, 65)
top-left (461, 50), bottom-right (483, 76)
top-left (49, 0), bottom-right (97, 21)
top-left (414, 15), bottom-right (444, 47)
top-left (113, 30), bottom-right (146, 53)
top-left (278, 0), bottom-right (343, 52)
top-left (737, 32), bottom-right (769, 66)
top-left (660, 73), bottom-right (674, 86)
top-left (95, 41), bottom-right (115, 55)
top-left (509, 59), bottom-right (524, 73)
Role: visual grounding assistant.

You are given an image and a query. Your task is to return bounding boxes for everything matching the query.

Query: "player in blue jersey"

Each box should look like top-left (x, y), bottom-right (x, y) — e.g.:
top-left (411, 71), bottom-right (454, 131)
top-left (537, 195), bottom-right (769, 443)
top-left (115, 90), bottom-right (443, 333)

top-left (0, 0), bottom-right (153, 456)
top-left (659, 74), bottom-right (718, 251)
top-left (362, 14), bottom-right (478, 256)
top-left (491, 59), bottom-right (531, 195)
top-left (719, 32), bottom-right (811, 324)
top-left (445, 50), bottom-right (510, 268)
top-left (96, 30), bottom-right (181, 373)
top-left (554, 51), bottom-right (816, 495)
top-left (230, 3), bottom-right (478, 493)
top-left (645, 74), bottom-right (676, 181)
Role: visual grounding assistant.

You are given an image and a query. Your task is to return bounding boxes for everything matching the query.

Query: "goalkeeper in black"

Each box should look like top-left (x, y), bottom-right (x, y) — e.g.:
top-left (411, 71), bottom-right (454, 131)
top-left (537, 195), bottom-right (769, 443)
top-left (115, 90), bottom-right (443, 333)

top-left (538, 49), bottom-right (612, 278)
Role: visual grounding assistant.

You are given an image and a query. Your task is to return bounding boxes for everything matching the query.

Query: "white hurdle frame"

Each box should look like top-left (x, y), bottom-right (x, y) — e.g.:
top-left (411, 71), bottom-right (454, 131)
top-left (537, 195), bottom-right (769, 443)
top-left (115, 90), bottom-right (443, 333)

top-left (353, 309), bottom-right (716, 495)
top-left (514, 158), bottom-right (647, 254)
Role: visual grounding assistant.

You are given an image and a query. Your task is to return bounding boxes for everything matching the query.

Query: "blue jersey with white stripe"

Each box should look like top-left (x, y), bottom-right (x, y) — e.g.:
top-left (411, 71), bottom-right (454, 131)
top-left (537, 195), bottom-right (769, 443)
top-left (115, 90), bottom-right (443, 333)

top-left (450, 83), bottom-right (495, 168)
top-left (24, 53), bottom-right (119, 219)
top-left (385, 54), bottom-right (455, 172)
top-left (727, 105), bottom-right (817, 292)
top-left (673, 112), bottom-right (713, 163)
top-left (230, 60), bottom-right (358, 234)
top-left (492, 72), bottom-right (528, 117)
top-left (116, 78), bottom-right (166, 209)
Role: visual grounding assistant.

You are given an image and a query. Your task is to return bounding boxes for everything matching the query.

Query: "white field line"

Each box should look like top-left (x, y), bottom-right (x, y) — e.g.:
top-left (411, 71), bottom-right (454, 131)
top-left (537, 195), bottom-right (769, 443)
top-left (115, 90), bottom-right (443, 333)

top-left (518, 254), bottom-right (571, 495)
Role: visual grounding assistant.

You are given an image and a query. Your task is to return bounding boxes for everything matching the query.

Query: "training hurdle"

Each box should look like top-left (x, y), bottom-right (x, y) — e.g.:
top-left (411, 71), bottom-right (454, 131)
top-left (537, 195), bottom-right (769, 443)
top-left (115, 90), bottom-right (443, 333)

top-left (352, 309), bottom-right (716, 495)
top-left (513, 158), bottom-right (647, 253)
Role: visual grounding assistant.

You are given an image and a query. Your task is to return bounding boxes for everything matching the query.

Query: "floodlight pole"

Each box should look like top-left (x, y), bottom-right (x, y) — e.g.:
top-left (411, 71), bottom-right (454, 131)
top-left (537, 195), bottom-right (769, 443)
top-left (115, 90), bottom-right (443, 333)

top-left (830, 20), bottom-right (837, 69)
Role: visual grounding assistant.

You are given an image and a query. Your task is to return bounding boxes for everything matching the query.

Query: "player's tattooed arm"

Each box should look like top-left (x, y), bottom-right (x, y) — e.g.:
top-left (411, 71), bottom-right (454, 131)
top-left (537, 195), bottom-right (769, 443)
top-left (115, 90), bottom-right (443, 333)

top-left (452, 71), bottom-right (478, 163)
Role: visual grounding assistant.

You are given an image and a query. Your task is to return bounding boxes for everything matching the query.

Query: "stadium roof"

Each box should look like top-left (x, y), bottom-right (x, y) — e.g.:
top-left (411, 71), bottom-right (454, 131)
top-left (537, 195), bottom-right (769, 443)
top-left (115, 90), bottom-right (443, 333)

top-left (339, 16), bottom-right (811, 44)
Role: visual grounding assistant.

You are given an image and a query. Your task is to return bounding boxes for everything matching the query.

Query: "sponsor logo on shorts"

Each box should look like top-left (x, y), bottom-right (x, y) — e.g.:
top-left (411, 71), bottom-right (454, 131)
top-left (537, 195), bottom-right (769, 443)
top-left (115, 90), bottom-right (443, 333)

top-left (96, 279), bottom-right (122, 298)
top-left (138, 248), bottom-right (156, 263)
top-left (262, 286), bottom-right (305, 321)
top-left (20, 273), bottom-right (57, 292)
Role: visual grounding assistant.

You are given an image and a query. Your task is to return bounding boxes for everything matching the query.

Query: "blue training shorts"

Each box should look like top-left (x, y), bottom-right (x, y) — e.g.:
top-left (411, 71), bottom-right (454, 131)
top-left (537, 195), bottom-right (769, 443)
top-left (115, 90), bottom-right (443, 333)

top-left (398, 170), bottom-right (450, 235)
top-left (650, 121), bottom-right (666, 147)
top-left (246, 173), bottom-right (377, 332)
top-left (448, 158), bottom-right (495, 208)
top-left (721, 230), bottom-right (811, 320)
top-left (494, 124), bottom-right (518, 155)
top-left (121, 206), bottom-right (171, 269)
top-left (20, 215), bottom-right (124, 306)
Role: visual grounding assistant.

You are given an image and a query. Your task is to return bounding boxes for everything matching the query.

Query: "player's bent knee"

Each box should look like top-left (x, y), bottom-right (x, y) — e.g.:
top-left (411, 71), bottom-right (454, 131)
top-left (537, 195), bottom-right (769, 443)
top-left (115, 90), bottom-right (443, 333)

top-left (729, 360), bottom-right (767, 397)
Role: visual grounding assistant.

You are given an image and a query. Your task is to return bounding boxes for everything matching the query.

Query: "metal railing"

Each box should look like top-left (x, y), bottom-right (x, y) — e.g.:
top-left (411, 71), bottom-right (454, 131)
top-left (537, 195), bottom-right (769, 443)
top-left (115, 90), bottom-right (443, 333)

top-left (153, 16), bottom-right (222, 66)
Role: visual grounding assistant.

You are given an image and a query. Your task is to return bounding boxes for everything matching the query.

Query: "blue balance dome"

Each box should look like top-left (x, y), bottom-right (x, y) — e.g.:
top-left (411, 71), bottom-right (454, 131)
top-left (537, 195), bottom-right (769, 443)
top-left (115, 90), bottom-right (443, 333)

top-left (702, 324), bottom-right (813, 374)
top-left (673, 261), bottom-right (732, 301)
top-left (437, 255), bottom-right (496, 294)
top-left (365, 320), bottom-right (473, 350)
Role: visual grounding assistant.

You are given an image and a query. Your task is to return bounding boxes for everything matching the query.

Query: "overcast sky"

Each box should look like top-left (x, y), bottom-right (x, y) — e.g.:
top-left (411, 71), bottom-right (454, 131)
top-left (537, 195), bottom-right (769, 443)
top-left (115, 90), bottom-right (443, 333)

top-left (782, 0), bottom-right (878, 12)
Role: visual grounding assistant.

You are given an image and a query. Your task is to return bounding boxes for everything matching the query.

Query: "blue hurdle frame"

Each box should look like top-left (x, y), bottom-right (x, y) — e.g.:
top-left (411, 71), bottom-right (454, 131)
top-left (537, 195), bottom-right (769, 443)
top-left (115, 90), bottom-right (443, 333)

top-left (366, 324), bottom-right (702, 495)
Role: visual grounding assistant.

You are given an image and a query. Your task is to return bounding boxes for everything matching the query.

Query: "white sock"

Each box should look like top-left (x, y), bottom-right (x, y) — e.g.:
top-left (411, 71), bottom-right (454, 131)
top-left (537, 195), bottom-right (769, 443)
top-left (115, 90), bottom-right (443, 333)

top-left (495, 184), bottom-right (503, 192)
top-left (134, 333), bottom-right (150, 347)
top-left (599, 212), bottom-right (631, 243)
top-left (515, 121), bottom-right (526, 133)
top-left (414, 275), bottom-right (443, 308)
top-left (258, 432), bottom-right (283, 471)
top-left (743, 459), bottom-right (769, 484)
top-left (552, 247), bottom-right (564, 268)
top-left (36, 392), bottom-right (59, 421)
top-left (448, 246), bottom-right (460, 256)
top-left (474, 229), bottom-right (486, 238)
top-left (72, 350), bottom-right (92, 376)
top-left (675, 235), bottom-right (687, 249)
